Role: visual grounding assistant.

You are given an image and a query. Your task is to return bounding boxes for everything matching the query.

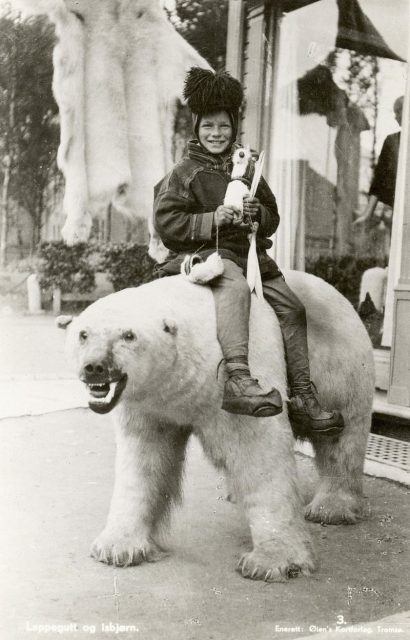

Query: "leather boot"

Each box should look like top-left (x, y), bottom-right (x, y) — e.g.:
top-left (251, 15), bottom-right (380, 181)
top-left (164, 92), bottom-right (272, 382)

top-left (288, 385), bottom-right (344, 435)
top-left (222, 371), bottom-right (283, 418)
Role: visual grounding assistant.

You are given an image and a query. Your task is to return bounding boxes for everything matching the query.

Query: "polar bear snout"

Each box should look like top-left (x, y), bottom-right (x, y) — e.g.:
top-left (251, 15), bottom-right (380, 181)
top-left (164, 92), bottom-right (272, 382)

top-left (82, 359), bottom-right (112, 380)
top-left (80, 357), bottom-right (128, 415)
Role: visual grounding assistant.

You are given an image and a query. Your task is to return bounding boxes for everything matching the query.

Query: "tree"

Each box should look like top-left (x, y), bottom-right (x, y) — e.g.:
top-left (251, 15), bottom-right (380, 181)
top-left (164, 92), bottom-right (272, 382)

top-left (0, 8), bottom-right (60, 262)
top-left (166, 0), bottom-right (228, 70)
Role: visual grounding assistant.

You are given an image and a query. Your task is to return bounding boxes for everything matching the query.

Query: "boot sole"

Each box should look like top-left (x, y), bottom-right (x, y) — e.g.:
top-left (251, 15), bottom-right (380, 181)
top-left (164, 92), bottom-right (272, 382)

top-left (290, 417), bottom-right (345, 436)
top-left (222, 400), bottom-right (283, 418)
top-left (253, 405), bottom-right (283, 418)
top-left (310, 424), bottom-right (344, 436)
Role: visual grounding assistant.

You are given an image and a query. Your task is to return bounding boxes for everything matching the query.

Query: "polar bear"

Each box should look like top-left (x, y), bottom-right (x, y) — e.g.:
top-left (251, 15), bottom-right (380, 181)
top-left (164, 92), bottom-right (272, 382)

top-left (58, 270), bottom-right (374, 581)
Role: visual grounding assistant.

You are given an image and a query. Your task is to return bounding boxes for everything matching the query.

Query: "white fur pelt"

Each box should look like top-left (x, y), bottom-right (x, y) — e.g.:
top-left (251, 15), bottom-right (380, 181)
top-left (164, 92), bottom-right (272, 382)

top-left (11, 0), bottom-right (209, 256)
top-left (61, 271), bottom-right (374, 579)
top-left (54, 8), bottom-right (91, 243)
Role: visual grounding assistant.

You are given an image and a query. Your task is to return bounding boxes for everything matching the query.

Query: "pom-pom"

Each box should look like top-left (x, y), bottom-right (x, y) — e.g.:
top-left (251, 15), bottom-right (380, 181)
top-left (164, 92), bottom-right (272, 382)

top-left (181, 252), bottom-right (224, 285)
top-left (183, 67), bottom-right (243, 115)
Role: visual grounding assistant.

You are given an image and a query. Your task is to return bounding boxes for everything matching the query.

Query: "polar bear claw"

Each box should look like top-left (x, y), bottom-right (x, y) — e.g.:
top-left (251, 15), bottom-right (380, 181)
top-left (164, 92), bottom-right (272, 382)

top-left (91, 532), bottom-right (168, 567)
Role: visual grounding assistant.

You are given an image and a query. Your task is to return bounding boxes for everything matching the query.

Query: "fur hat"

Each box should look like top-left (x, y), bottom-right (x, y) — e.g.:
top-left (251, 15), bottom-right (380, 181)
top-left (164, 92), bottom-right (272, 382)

top-left (183, 67), bottom-right (244, 141)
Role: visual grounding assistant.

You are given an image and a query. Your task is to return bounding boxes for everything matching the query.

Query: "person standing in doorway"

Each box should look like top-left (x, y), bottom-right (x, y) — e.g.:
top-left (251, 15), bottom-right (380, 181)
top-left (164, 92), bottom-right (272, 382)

top-left (354, 96), bottom-right (403, 247)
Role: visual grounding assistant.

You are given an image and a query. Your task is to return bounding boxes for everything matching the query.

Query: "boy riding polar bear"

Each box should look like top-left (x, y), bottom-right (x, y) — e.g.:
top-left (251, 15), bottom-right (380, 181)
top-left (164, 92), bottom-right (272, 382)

top-left (58, 69), bottom-right (375, 581)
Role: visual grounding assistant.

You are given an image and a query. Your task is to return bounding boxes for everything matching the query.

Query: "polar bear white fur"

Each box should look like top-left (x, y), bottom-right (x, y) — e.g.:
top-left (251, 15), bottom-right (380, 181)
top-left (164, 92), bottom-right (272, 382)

top-left (59, 270), bottom-right (374, 581)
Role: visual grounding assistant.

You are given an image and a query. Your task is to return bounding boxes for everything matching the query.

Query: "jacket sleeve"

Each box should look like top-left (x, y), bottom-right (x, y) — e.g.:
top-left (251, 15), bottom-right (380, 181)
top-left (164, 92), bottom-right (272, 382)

top-left (153, 172), bottom-right (215, 251)
top-left (255, 176), bottom-right (280, 237)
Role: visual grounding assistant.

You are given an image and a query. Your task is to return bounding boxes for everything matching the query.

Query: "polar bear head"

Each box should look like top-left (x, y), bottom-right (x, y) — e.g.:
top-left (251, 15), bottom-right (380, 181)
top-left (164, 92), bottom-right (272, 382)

top-left (57, 287), bottom-right (182, 415)
top-left (57, 278), bottom-right (221, 417)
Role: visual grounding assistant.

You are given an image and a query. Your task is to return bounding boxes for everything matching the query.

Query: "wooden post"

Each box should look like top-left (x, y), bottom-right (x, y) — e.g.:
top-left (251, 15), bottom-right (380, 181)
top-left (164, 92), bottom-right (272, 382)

top-left (53, 287), bottom-right (62, 315)
top-left (242, 0), bottom-right (266, 150)
top-left (226, 0), bottom-right (245, 80)
top-left (27, 274), bottom-right (43, 314)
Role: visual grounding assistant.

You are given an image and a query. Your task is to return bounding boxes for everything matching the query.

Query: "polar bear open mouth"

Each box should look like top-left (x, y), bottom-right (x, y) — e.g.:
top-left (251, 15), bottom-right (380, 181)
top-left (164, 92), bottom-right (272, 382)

top-left (85, 375), bottom-right (128, 414)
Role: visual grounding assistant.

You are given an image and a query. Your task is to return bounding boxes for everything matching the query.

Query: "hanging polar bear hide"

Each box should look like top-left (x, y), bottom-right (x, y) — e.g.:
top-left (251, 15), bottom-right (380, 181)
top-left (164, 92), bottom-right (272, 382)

top-left (11, 0), bottom-right (210, 261)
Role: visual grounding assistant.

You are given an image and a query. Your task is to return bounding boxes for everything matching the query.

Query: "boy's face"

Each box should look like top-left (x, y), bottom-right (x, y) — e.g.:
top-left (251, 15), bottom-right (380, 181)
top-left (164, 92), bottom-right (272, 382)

top-left (198, 111), bottom-right (233, 154)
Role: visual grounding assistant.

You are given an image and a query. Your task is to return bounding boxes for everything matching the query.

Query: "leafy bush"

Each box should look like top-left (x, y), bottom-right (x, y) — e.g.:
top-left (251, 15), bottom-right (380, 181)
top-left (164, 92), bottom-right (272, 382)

top-left (38, 243), bottom-right (385, 312)
top-left (305, 255), bottom-right (386, 307)
top-left (37, 242), bottom-right (156, 295)
top-left (99, 243), bottom-right (155, 291)
top-left (37, 242), bottom-right (96, 293)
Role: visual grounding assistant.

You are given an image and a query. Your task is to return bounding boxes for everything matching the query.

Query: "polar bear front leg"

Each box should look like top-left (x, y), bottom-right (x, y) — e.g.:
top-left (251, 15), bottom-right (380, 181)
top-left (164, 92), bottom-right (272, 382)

top-left (219, 421), bottom-right (317, 581)
top-left (238, 490), bottom-right (317, 582)
top-left (91, 411), bottom-right (189, 567)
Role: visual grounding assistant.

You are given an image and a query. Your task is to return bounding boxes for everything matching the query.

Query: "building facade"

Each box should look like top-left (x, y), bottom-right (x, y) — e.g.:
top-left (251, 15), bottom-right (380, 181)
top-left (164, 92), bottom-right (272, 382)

top-left (226, 0), bottom-right (410, 411)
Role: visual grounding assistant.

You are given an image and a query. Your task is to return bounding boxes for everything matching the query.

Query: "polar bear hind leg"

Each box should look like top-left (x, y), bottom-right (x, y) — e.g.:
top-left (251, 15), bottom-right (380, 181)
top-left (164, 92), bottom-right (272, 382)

top-left (283, 271), bottom-right (374, 525)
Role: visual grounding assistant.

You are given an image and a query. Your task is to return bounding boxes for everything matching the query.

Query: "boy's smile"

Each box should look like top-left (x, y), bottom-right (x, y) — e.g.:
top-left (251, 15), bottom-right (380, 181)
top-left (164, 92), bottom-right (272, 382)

top-left (198, 111), bottom-right (233, 155)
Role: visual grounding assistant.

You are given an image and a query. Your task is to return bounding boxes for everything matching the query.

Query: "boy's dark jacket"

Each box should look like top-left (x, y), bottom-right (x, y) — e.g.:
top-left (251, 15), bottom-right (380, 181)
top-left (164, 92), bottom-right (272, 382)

top-left (153, 140), bottom-right (281, 279)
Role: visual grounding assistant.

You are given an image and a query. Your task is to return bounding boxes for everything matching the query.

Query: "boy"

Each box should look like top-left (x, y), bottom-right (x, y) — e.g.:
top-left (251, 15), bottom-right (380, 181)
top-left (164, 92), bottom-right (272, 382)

top-left (153, 68), bottom-right (343, 434)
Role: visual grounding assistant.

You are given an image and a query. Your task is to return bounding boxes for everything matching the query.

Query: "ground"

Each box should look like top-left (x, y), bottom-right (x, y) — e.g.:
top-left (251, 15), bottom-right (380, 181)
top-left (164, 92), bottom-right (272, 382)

top-left (0, 406), bottom-right (409, 640)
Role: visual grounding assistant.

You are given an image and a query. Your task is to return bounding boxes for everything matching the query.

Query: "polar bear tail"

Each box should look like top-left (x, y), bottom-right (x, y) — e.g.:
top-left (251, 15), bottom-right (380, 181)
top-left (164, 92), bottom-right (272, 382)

top-left (181, 252), bottom-right (224, 285)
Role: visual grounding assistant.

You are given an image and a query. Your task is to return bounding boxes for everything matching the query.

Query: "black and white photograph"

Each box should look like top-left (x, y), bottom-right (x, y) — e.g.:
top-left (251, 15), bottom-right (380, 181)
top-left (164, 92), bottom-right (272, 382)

top-left (0, 1), bottom-right (409, 638)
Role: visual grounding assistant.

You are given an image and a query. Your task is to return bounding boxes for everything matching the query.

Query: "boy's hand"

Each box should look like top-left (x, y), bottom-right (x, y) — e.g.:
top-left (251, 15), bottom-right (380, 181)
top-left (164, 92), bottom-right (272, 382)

top-left (214, 205), bottom-right (241, 227)
top-left (242, 196), bottom-right (261, 222)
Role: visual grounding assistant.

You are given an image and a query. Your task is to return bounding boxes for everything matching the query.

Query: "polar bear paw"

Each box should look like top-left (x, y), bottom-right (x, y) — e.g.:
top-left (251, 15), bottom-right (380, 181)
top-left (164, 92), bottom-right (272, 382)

top-left (237, 545), bottom-right (316, 582)
top-left (90, 531), bottom-right (169, 567)
top-left (305, 491), bottom-right (364, 525)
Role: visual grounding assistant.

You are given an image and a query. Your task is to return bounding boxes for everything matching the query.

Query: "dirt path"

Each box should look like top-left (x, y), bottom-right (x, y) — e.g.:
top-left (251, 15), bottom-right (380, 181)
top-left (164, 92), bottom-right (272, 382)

top-left (0, 408), bottom-right (409, 640)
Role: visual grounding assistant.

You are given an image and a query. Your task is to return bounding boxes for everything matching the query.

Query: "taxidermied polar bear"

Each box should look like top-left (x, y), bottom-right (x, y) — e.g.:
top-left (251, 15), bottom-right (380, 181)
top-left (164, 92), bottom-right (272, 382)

top-left (58, 271), bottom-right (374, 581)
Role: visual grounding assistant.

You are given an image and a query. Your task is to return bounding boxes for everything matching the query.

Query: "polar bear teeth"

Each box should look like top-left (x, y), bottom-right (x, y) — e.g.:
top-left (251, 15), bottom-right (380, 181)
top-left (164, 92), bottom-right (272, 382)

top-left (88, 381), bottom-right (117, 403)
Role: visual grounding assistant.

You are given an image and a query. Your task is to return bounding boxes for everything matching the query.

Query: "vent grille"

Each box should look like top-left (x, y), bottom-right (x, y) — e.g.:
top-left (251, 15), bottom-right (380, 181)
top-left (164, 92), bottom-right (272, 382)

top-left (366, 433), bottom-right (410, 471)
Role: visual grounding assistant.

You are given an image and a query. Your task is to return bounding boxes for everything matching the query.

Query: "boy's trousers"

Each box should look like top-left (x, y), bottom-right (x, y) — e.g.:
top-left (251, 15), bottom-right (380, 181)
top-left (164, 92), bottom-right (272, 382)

top-left (210, 259), bottom-right (311, 392)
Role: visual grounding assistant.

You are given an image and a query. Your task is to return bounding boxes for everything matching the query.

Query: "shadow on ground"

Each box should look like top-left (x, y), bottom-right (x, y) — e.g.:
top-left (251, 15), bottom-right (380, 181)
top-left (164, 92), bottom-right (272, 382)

top-left (0, 408), bottom-right (409, 640)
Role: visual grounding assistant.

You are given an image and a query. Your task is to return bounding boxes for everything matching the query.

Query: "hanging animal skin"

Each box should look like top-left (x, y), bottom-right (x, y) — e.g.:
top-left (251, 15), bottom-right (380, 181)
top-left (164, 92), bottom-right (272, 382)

top-left (10, 0), bottom-right (210, 260)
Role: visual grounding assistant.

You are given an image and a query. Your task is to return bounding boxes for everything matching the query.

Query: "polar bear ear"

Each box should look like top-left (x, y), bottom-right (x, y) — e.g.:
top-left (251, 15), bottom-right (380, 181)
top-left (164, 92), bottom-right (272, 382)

top-left (56, 315), bottom-right (73, 329)
top-left (162, 318), bottom-right (177, 336)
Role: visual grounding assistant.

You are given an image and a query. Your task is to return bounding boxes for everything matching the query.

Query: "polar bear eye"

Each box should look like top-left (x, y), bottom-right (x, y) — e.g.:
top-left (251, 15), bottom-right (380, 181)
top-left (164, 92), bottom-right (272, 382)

top-left (79, 330), bottom-right (88, 342)
top-left (122, 330), bottom-right (136, 342)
